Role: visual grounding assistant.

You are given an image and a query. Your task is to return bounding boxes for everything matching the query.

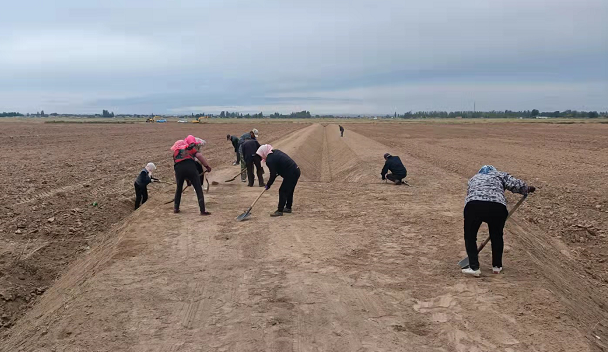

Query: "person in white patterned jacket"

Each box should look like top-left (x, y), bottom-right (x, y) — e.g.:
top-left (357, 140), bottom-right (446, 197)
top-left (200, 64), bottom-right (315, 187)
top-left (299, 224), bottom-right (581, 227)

top-left (461, 165), bottom-right (536, 277)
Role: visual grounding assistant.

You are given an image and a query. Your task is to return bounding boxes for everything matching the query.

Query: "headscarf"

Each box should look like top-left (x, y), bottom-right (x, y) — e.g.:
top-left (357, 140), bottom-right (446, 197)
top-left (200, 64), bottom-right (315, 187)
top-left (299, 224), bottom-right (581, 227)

top-left (184, 135), bottom-right (196, 146)
top-left (256, 144), bottom-right (273, 160)
top-left (383, 153), bottom-right (391, 160)
top-left (145, 162), bottom-right (156, 172)
top-left (145, 162), bottom-right (156, 177)
top-left (478, 165), bottom-right (497, 174)
top-left (195, 137), bottom-right (206, 149)
top-left (252, 128), bottom-right (259, 138)
top-left (170, 139), bottom-right (187, 151)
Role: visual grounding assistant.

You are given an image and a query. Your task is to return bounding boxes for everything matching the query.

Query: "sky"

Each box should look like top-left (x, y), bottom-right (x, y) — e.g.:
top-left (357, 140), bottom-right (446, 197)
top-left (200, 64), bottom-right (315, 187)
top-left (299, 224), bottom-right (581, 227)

top-left (0, 0), bottom-right (607, 115)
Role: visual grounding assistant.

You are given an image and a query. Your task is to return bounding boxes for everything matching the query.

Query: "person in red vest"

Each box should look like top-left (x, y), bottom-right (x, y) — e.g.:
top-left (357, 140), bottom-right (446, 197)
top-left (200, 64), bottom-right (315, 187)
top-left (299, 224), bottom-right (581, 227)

top-left (171, 135), bottom-right (212, 215)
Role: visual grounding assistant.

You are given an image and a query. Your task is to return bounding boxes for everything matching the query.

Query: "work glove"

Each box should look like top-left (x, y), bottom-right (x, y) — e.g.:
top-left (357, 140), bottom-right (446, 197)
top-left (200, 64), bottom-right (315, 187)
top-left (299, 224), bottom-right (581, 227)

top-left (381, 175), bottom-right (386, 180)
top-left (186, 179), bottom-right (192, 187)
top-left (527, 186), bottom-right (536, 193)
top-left (265, 185), bottom-right (270, 190)
top-left (206, 166), bottom-right (212, 173)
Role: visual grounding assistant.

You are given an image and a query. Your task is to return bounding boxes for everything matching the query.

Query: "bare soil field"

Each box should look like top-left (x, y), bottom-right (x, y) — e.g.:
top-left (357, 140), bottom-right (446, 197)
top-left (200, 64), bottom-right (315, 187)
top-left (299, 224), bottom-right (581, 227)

top-left (1, 120), bottom-right (608, 351)
top-left (0, 121), bottom-right (308, 334)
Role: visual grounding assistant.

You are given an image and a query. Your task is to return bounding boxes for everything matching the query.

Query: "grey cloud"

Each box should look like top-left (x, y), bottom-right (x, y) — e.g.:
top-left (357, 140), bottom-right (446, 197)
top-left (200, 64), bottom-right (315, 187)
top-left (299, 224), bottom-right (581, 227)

top-left (0, 0), bottom-right (606, 113)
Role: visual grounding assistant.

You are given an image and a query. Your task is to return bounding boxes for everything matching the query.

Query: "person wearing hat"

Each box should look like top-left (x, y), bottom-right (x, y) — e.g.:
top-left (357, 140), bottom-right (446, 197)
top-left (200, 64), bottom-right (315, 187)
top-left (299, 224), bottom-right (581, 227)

top-left (339, 125), bottom-right (345, 137)
top-left (227, 134), bottom-right (240, 165)
top-left (171, 135), bottom-right (212, 215)
top-left (461, 165), bottom-right (535, 277)
top-left (238, 129), bottom-right (259, 182)
top-left (134, 162), bottom-right (159, 210)
top-left (381, 153), bottom-right (407, 185)
top-left (256, 144), bottom-right (300, 217)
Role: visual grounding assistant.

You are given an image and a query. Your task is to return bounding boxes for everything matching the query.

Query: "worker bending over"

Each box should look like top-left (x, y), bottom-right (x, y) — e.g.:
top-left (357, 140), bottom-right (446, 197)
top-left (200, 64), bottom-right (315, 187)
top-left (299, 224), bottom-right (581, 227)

top-left (238, 129), bottom-right (259, 182)
top-left (462, 165), bottom-right (535, 277)
top-left (171, 135), bottom-right (212, 215)
top-left (381, 153), bottom-right (407, 185)
top-left (227, 134), bottom-right (240, 165)
top-left (241, 138), bottom-right (265, 187)
top-left (339, 125), bottom-right (344, 137)
top-left (134, 162), bottom-right (158, 210)
top-left (257, 144), bottom-right (300, 217)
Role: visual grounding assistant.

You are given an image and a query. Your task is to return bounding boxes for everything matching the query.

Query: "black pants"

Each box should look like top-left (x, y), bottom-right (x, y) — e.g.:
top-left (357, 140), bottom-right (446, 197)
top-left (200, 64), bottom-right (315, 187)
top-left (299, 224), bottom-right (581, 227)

top-left (235, 150), bottom-right (240, 164)
top-left (278, 168), bottom-right (300, 212)
top-left (463, 201), bottom-right (509, 270)
top-left (246, 158), bottom-right (265, 186)
top-left (340, 131), bottom-right (344, 137)
top-left (134, 183), bottom-right (148, 210)
top-left (386, 173), bottom-right (405, 183)
top-left (174, 160), bottom-right (205, 212)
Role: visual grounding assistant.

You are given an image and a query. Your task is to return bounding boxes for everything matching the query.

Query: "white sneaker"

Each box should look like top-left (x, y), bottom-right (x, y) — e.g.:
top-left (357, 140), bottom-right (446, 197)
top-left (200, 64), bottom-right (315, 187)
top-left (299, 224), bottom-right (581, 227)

top-left (492, 267), bottom-right (503, 274)
top-left (461, 268), bottom-right (481, 277)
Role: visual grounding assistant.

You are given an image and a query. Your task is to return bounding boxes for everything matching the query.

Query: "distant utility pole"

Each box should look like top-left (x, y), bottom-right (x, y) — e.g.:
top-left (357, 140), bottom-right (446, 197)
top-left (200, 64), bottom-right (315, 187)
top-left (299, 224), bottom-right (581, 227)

top-left (474, 102), bottom-right (476, 113)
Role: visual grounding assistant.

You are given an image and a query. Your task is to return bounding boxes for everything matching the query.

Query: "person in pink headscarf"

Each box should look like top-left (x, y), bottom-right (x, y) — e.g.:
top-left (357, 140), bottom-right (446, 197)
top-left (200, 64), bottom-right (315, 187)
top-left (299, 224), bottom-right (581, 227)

top-left (171, 135), bottom-right (212, 215)
top-left (256, 144), bottom-right (300, 217)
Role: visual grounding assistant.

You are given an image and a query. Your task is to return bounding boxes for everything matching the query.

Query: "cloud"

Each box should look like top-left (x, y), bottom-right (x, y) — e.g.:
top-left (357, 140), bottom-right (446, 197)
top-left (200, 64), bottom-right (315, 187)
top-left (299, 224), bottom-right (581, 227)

top-left (0, 0), bottom-right (606, 113)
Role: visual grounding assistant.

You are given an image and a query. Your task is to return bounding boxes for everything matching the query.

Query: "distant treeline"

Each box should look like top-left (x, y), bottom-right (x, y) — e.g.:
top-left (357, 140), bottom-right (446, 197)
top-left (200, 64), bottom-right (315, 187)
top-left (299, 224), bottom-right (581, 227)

top-left (214, 110), bottom-right (313, 119)
top-left (396, 110), bottom-right (606, 119)
top-left (0, 112), bottom-right (24, 117)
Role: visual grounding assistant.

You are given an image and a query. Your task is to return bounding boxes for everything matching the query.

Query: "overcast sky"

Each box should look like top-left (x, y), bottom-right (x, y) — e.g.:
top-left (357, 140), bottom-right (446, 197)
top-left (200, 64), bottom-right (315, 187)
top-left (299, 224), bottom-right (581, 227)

top-left (1, 0), bottom-right (606, 114)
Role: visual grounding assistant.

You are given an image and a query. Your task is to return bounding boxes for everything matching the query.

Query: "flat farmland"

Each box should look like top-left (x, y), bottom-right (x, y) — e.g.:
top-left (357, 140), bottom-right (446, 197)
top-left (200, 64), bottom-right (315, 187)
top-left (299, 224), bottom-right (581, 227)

top-left (1, 120), bottom-right (608, 351)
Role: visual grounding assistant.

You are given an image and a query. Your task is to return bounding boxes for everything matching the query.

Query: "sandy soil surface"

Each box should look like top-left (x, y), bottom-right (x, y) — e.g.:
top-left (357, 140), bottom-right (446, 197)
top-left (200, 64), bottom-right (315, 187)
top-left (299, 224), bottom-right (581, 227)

top-left (0, 121), bottom-right (308, 334)
top-left (1, 121), bottom-right (608, 351)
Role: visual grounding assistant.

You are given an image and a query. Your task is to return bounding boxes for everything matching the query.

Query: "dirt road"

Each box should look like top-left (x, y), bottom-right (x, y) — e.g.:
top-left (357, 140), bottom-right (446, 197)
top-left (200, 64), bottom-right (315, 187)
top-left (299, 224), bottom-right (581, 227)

top-left (2, 122), bottom-right (607, 351)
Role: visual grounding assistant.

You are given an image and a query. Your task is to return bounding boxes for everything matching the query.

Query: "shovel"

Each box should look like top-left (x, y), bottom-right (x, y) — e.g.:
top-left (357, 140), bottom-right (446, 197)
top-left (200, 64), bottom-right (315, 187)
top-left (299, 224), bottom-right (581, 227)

top-left (458, 194), bottom-right (528, 268)
top-left (225, 169), bottom-right (247, 182)
top-left (236, 189), bottom-right (266, 221)
top-left (163, 172), bottom-right (204, 204)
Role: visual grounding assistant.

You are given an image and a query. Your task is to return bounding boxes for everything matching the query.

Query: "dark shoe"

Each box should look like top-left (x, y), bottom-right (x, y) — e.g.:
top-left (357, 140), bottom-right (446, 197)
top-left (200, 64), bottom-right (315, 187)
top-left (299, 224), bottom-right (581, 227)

top-left (259, 183), bottom-right (266, 187)
top-left (247, 184), bottom-right (254, 187)
top-left (174, 208), bottom-right (180, 213)
top-left (200, 211), bottom-right (211, 216)
top-left (270, 211), bottom-right (283, 217)
top-left (395, 180), bottom-right (402, 185)
top-left (283, 208), bottom-right (292, 213)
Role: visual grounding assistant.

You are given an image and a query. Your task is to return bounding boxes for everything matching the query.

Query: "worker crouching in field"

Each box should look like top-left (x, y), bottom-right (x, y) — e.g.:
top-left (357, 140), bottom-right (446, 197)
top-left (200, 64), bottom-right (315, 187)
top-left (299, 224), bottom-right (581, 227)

top-left (238, 129), bottom-right (259, 182)
top-left (242, 138), bottom-right (265, 187)
top-left (171, 135), bottom-right (212, 215)
top-left (134, 162), bottom-right (158, 210)
top-left (227, 134), bottom-right (240, 165)
top-left (381, 153), bottom-right (407, 185)
top-left (462, 165), bottom-right (535, 277)
top-left (257, 144), bottom-right (300, 217)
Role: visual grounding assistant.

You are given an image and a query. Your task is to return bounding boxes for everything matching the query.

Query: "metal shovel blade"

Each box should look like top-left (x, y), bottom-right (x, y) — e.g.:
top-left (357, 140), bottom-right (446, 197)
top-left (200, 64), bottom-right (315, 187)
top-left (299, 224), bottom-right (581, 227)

top-left (236, 209), bottom-right (252, 221)
top-left (458, 257), bottom-right (470, 269)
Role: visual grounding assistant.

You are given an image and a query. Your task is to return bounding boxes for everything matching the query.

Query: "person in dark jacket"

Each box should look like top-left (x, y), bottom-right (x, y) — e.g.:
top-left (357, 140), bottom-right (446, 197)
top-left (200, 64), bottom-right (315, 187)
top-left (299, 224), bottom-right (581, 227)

top-left (238, 129), bottom-right (259, 182)
top-left (241, 138), bottom-right (265, 187)
top-left (227, 134), bottom-right (240, 165)
top-left (339, 125), bottom-right (344, 137)
top-left (134, 162), bottom-right (158, 210)
top-left (257, 144), bottom-right (300, 217)
top-left (381, 153), bottom-right (407, 185)
top-left (171, 135), bottom-right (212, 215)
top-left (461, 165), bottom-right (535, 277)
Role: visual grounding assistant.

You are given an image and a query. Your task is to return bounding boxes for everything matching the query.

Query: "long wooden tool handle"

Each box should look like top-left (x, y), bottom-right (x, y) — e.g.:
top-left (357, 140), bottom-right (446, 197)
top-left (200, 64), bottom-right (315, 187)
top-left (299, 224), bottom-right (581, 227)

top-left (247, 189), bottom-right (267, 210)
top-left (476, 194), bottom-right (528, 252)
